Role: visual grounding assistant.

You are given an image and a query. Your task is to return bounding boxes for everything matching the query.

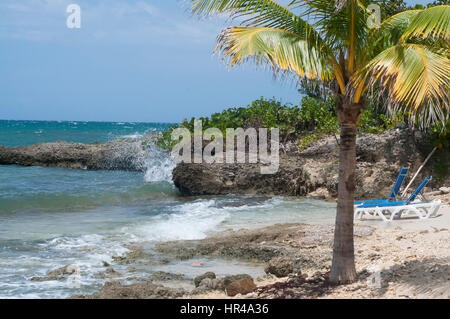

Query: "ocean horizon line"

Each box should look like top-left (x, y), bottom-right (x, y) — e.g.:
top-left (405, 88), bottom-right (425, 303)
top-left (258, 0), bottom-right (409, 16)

top-left (0, 119), bottom-right (178, 125)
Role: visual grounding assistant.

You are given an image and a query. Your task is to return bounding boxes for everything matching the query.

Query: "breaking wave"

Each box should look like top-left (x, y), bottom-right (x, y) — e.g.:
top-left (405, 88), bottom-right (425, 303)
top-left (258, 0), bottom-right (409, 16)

top-left (143, 144), bottom-right (176, 183)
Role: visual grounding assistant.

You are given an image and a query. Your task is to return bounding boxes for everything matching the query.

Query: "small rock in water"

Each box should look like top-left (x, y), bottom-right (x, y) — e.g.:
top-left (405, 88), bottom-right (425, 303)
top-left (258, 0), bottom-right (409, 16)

top-left (194, 272), bottom-right (216, 287)
top-left (30, 275), bottom-right (64, 282)
top-left (47, 264), bottom-right (78, 276)
top-left (150, 271), bottom-right (185, 281)
top-left (95, 268), bottom-right (122, 279)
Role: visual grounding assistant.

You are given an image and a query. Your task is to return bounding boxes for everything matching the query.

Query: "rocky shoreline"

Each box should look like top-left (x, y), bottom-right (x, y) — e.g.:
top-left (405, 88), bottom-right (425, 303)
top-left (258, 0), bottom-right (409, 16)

top-left (67, 222), bottom-right (356, 299)
top-left (0, 138), bottom-right (156, 171)
top-left (67, 201), bottom-right (449, 299)
top-left (173, 128), bottom-right (447, 199)
top-left (0, 128), bottom-right (447, 199)
top-left (1, 128), bottom-right (448, 299)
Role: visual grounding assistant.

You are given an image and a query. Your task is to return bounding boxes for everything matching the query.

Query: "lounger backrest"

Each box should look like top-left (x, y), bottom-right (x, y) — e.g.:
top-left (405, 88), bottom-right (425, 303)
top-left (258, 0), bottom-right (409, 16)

top-left (388, 166), bottom-right (409, 200)
top-left (406, 176), bottom-right (432, 203)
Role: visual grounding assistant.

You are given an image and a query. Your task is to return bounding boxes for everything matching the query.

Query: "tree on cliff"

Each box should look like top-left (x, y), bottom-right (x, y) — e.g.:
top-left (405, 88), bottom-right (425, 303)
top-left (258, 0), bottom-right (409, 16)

top-left (189, 0), bottom-right (449, 284)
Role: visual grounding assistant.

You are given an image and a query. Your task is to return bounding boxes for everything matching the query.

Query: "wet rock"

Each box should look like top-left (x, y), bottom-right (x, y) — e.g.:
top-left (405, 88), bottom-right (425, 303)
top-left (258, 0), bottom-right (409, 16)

top-left (71, 280), bottom-right (187, 299)
top-left (48, 265), bottom-right (78, 276)
top-left (0, 138), bottom-right (154, 171)
top-left (30, 275), bottom-right (64, 282)
top-left (155, 235), bottom-right (282, 262)
top-left (194, 272), bottom-right (216, 287)
top-left (112, 248), bottom-right (155, 265)
top-left (154, 223), bottom-right (334, 267)
top-left (150, 271), bottom-right (185, 281)
top-left (191, 278), bottom-right (225, 294)
top-left (95, 268), bottom-right (122, 279)
top-left (203, 278), bottom-right (225, 291)
top-left (264, 257), bottom-right (295, 278)
top-left (31, 264), bottom-right (79, 282)
top-left (225, 278), bottom-right (257, 297)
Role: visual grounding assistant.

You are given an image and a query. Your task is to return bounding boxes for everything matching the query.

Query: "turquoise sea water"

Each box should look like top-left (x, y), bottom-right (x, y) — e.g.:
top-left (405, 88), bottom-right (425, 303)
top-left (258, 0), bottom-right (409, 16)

top-left (0, 120), bottom-right (337, 298)
top-left (0, 120), bottom-right (172, 147)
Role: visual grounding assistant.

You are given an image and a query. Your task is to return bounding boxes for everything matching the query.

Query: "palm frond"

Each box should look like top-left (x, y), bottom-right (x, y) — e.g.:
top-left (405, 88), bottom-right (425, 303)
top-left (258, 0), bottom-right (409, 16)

top-left (191, 0), bottom-right (298, 32)
top-left (353, 43), bottom-right (450, 127)
top-left (401, 5), bottom-right (450, 42)
top-left (370, 9), bottom-right (422, 46)
top-left (216, 26), bottom-right (334, 80)
top-left (299, 0), bottom-right (370, 73)
top-left (191, 0), bottom-right (329, 53)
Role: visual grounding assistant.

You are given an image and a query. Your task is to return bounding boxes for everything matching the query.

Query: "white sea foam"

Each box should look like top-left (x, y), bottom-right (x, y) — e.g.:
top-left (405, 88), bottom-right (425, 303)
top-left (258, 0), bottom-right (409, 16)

top-left (124, 197), bottom-right (311, 242)
top-left (0, 233), bottom-right (133, 299)
top-left (39, 233), bottom-right (131, 286)
top-left (123, 197), bottom-right (323, 242)
top-left (144, 144), bottom-right (175, 183)
top-left (127, 199), bottom-right (229, 241)
top-left (46, 234), bottom-right (130, 263)
top-left (120, 133), bottom-right (144, 139)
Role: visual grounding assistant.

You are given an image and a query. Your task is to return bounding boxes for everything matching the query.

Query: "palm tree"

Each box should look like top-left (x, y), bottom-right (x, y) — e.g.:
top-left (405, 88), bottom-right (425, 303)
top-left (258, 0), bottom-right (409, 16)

top-left (190, 0), bottom-right (449, 284)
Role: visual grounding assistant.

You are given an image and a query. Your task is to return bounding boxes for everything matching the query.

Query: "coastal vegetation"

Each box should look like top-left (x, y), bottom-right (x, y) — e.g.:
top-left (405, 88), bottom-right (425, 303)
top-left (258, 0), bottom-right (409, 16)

top-left (157, 94), bottom-right (404, 150)
top-left (186, 0), bottom-right (450, 284)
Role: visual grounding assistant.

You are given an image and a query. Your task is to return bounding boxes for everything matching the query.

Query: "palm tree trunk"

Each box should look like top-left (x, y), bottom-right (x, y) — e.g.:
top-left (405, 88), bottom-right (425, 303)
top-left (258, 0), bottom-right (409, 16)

top-left (330, 121), bottom-right (358, 284)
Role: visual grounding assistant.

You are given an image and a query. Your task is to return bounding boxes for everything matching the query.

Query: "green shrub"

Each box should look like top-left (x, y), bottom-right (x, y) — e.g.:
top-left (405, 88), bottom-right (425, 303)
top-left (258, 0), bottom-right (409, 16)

top-left (156, 125), bottom-right (180, 150)
top-left (157, 97), bottom-right (307, 149)
top-left (358, 105), bottom-right (405, 134)
top-left (156, 96), bottom-right (414, 151)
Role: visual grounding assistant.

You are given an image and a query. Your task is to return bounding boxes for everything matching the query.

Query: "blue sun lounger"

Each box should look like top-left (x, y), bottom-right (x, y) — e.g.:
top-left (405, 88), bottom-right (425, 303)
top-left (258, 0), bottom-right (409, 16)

top-left (354, 176), bottom-right (441, 222)
top-left (354, 166), bottom-right (410, 205)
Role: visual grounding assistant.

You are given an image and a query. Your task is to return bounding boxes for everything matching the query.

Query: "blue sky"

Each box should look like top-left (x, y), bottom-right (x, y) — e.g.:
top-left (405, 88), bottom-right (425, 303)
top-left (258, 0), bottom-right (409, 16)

top-left (0, 0), bottom-right (433, 123)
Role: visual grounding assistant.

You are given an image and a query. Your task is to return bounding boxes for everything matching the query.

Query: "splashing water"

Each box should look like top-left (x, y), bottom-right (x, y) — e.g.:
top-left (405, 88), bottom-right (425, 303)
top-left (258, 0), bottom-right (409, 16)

top-left (143, 144), bottom-right (176, 183)
top-left (127, 200), bottom-right (230, 241)
top-left (107, 137), bottom-right (175, 183)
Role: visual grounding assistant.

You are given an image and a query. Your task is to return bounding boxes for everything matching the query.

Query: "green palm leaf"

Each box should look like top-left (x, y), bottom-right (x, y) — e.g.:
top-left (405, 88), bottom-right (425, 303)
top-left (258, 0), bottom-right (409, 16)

top-left (191, 0), bottom-right (328, 52)
top-left (298, 0), bottom-right (370, 73)
top-left (401, 5), bottom-right (450, 42)
top-left (370, 9), bottom-right (422, 46)
top-left (216, 26), bottom-right (334, 80)
top-left (355, 44), bottom-right (449, 126)
top-left (191, 0), bottom-right (300, 32)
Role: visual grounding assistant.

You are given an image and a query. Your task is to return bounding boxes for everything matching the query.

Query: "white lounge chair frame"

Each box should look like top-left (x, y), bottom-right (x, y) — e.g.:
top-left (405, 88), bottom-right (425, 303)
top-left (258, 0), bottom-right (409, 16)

top-left (354, 200), bottom-right (441, 222)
